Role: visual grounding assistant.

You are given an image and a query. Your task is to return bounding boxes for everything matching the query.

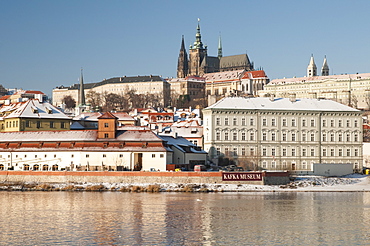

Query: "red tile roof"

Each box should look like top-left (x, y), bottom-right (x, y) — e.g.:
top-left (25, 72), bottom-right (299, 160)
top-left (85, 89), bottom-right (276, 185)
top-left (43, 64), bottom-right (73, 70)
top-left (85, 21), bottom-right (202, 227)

top-left (242, 70), bottom-right (267, 79)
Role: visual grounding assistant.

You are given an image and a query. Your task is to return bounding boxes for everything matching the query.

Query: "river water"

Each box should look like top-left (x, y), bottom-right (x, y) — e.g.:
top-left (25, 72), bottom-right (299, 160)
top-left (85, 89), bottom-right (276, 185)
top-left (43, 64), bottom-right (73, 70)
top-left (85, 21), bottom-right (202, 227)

top-left (0, 191), bottom-right (369, 245)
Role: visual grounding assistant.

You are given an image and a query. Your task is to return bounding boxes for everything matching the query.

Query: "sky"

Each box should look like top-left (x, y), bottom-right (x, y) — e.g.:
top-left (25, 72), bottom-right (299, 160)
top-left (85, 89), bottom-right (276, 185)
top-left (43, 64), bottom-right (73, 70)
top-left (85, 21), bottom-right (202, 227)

top-left (1, 0), bottom-right (370, 97)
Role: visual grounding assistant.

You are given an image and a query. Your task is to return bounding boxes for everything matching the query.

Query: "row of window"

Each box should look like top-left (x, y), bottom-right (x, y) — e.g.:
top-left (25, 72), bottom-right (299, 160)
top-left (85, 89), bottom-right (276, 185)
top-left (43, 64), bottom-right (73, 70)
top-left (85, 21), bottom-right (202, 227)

top-left (216, 147), bottom-right (360, 157)
top-left (215, 117), bottom-right (359, 128)
top-left (260, 161), bottom-right (359, 170)
top-left (3, 121), bottom-right (67, 129)
top-left (1, 153), bottom-right (164, 159)
top-left (215, 131), bottom-right (360, 142)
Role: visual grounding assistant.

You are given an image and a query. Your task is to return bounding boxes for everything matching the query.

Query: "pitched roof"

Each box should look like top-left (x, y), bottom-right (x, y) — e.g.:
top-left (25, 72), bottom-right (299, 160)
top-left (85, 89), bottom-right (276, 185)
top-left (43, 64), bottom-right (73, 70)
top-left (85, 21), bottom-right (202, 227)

top-left (5, 99), bottom-right (71, 119)
top-left (242, 70), bottom-right (268, 79)
top-left (98, 111), bottom-right (118, 119)
top-left (220, 54), bottom-right (252, 69)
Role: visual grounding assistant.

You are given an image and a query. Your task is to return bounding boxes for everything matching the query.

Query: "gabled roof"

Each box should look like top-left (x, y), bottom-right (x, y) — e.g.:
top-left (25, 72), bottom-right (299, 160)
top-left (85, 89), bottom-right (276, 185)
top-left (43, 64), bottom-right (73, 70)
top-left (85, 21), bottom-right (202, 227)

top-left (242, 70), bottom-right (268, 79)
top-left (98, 111), bottom-right (118, 119)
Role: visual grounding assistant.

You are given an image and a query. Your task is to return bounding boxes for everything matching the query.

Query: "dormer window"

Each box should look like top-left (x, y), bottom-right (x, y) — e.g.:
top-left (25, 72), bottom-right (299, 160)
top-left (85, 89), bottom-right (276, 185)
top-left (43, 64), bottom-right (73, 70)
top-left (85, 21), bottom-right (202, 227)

top-left (31, 106), bottom-right (38, 114)
top-left (45, 107), bottom-right (52, 114)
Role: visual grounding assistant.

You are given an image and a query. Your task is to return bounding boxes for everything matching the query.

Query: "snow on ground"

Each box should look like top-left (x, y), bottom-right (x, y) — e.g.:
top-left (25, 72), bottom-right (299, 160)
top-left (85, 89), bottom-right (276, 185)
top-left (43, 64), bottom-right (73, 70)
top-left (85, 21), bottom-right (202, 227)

top-left (75, 174), bottom-right (370, 192)
top-left (2, 174), bottom-right (369, 192)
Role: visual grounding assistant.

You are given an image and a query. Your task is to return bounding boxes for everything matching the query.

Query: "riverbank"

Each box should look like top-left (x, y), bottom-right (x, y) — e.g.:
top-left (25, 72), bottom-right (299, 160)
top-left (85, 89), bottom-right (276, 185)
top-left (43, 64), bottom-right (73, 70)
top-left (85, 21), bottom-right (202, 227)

top-left (0, 174), bottom-right (368, 192)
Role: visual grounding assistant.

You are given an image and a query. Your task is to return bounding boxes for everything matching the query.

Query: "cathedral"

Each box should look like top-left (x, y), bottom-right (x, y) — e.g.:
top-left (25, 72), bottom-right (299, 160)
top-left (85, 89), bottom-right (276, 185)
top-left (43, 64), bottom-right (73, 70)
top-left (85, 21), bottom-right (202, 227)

top-left (177, 20), bottom-right (255, 78)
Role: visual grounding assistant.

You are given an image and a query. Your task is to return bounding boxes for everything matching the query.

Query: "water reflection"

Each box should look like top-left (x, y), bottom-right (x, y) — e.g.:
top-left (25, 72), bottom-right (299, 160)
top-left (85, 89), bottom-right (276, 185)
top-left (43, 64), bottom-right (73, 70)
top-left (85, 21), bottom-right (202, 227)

top-left (0, 192), bottom-right (369, 245)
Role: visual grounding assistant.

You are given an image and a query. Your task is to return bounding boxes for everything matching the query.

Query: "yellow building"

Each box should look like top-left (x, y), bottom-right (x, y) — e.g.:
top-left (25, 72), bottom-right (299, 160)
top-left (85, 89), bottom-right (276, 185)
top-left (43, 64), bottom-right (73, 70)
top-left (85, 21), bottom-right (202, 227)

top-left (0, 99), bottom-right (71, 132)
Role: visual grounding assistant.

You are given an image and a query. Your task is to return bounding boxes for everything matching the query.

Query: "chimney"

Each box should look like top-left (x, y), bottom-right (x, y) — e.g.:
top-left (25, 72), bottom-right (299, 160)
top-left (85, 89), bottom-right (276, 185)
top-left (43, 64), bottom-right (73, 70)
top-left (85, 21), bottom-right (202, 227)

top-left (34, 94), bottom-right (43, 102)
top-left (269, 94), bottom-right (275, 101)
top-left (289, 93), bottom-right (296, 102)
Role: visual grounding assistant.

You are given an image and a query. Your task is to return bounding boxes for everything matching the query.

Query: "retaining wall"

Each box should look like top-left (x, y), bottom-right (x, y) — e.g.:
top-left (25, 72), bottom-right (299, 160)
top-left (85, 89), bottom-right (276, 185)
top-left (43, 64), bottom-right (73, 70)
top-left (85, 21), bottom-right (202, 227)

top-left (0, 171), bottom-right (290, 185)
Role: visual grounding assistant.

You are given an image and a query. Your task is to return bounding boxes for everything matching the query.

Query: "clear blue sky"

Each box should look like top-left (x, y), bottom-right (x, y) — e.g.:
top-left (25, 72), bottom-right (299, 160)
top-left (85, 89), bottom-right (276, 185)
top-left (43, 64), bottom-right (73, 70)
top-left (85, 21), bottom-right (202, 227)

top-left (1, 0), bottom-right (370, 97)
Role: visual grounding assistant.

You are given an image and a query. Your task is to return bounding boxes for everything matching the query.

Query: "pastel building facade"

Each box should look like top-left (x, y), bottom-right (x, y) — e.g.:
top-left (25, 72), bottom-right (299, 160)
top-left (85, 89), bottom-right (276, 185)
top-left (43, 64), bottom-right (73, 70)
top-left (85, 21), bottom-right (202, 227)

top-left (203, 97), bottom-right (363, 172)
top-left (53, 75), bottom-right (170, 108)
top-left (0, 112), bottom-right (207, 171)
top-left (0, 99), bottom-right (71, 132)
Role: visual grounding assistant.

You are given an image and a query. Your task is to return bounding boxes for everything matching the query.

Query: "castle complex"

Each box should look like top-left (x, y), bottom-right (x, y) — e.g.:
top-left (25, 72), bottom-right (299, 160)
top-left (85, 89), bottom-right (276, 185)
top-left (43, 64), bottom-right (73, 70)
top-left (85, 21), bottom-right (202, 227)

top-left (177, 20), bottom-right (255, 78)
top-left (259, 55), bottom-right (370, 110)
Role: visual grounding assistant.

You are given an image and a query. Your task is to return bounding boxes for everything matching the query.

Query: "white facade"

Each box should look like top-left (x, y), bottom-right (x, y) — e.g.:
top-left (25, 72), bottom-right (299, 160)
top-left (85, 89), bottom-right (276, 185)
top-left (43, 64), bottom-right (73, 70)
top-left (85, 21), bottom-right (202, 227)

top-left (203, 97), bottom-right (363, 172)
top-left (259, 72), bottom-right (370, 110)
top-left (0, 150), bottom-right (167, 172)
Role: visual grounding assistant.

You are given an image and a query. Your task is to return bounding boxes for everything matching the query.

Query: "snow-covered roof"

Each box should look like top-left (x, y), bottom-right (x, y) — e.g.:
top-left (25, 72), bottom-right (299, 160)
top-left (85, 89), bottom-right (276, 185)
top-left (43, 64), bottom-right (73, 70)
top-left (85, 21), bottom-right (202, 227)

top-left (205, 97), bottom-right (360, 112)
top-left (5, 99), bottom-right (71, 119)
top-left (158, 135), bottom-right (207, 154)
top-left (116, 130), bottom-right (162, 141)
top-left (0, 130), bottom-right (97, 142)
top-left (268, 72), bottom-right (370, 86)
top-left (73, 112), bottom-right (134, 122)
top-left (203, 69), bottom-right (244, 82)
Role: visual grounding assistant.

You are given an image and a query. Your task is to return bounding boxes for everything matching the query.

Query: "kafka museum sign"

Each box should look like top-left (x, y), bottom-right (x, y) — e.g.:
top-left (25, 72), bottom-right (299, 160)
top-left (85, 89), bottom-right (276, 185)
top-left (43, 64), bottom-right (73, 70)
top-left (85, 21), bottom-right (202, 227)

top-left (222, 172), bottom-right (263, 181)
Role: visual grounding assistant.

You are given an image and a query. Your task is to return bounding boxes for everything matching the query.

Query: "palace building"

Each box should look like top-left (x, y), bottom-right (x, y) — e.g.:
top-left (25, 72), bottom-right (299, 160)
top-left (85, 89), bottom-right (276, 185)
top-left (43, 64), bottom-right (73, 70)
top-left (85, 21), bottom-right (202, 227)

top-left (259, 55), bottom-right (370, 110)
top-left (203, 96), bottom-right (363, 172)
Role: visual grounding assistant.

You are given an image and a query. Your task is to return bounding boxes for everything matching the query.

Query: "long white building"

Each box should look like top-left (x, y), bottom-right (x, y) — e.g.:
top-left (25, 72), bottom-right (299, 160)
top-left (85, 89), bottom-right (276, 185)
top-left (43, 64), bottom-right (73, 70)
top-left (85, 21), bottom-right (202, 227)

top-left (203, 96), bottom-right (363, 172)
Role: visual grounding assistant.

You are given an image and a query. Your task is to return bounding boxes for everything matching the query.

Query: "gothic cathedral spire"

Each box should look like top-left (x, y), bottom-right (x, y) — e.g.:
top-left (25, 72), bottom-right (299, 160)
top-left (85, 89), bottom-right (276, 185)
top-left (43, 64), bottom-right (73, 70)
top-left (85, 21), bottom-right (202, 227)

top-left (321, 56), bottom-right (329, 76)
top-left (307, 54), bottom-right (317, 77)
top-left (177, 35), bottom-right (189, 78)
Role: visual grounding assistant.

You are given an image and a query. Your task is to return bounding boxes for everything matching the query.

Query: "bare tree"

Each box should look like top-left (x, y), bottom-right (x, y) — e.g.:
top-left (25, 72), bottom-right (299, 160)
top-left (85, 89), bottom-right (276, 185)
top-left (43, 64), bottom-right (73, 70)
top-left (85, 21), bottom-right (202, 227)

top-left (86, 91), bottom-right (101, 110)
top-left (62, 95), bottom-right (76, 109)
top-left (350, 94), bottom-right (358, 109)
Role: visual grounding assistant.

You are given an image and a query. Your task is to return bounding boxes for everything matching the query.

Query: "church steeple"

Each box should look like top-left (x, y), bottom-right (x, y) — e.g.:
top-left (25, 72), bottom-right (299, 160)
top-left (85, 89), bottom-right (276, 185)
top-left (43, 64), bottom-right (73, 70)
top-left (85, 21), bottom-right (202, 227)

top-left (193, 18), bottom-right (204, 49)
top-left (218, 34), bottom-right (223, 58)
top-left (79, 68), bottom-right (86, 105)
top-left (177, 35), bottom-right (189, 78)
top-left (188, 18), bottom-right (208, 76)
top-left (321, 56), bottom-right (329, 76)
top-left (307, 54), bottom-right (317, 77)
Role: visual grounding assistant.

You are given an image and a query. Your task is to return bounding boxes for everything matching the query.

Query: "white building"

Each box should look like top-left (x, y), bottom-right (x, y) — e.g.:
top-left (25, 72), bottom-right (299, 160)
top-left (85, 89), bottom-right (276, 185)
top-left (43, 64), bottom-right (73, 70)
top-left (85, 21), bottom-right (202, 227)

top-left (203, 96), bottom-right (363, 172)
top-left (0, 112), bottom-right (207, 172)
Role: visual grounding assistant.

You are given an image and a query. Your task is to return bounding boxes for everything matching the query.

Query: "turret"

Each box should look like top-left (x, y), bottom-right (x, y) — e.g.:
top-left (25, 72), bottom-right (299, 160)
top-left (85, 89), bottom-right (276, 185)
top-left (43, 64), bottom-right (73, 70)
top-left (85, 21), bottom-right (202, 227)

top-left (321, 56), bottom-right (329, 76)
top-left (307, 55), bottom-right (317, 77)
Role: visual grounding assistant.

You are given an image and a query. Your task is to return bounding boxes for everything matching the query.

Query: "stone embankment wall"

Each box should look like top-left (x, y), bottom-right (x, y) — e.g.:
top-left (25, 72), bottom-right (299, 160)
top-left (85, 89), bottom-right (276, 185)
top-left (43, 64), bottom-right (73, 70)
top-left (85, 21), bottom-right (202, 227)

top-left (0, 171), bottom-right (290, 185)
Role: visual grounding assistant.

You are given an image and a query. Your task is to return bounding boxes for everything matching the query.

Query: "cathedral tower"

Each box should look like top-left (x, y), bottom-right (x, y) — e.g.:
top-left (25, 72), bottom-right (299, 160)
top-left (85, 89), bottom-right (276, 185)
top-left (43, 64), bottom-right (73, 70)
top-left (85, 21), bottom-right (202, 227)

top-left (321, 56), bottom-right (329, 76)
top-left (188, 19), bottom-right (207, 76)
top-left (307, 55), bottom-right (317, 77)
top-left (177, 35), bottom-right (189, 78)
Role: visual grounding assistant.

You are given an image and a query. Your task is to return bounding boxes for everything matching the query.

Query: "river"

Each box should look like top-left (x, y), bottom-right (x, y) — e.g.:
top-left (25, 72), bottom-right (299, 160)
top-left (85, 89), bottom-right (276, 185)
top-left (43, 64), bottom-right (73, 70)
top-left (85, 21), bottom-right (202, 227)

top-left (0, 191), bottom-right (369, 245)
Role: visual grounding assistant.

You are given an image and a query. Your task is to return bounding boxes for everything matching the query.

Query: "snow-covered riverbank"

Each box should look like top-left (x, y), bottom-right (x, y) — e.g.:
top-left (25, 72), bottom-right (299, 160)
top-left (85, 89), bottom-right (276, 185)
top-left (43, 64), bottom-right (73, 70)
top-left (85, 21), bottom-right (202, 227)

top-left (1, 174), bottom-right (369, 192)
